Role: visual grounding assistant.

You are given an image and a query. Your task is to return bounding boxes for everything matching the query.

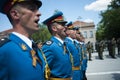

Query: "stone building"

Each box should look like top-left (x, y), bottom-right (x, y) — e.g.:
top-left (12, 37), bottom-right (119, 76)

top-left (73, 20), bottom-right (96, 51)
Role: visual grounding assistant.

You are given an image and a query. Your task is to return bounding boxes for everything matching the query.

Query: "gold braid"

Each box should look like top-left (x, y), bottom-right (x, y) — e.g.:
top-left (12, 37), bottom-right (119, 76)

top-left (64, 42), bottom-right (74, 67)
top-left (39, 49), bottom-right (51, 80)
top-left (63, 45), bottom-right (67, 54)
top-left (70, 53), bottom-right (74, 66)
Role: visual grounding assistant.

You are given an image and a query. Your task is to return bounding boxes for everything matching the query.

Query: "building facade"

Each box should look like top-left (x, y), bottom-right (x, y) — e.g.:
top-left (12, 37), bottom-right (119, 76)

top-left (73, 21), bottom-right (96, 51)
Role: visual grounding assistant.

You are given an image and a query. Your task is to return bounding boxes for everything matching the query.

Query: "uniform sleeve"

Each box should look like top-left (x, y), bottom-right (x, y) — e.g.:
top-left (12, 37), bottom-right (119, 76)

top-left (42, 45), bottom-right (54, 68)
top-left (68, 44), bottom-right (80, 66)
top-left (0, 46), bottom-right (8, 80)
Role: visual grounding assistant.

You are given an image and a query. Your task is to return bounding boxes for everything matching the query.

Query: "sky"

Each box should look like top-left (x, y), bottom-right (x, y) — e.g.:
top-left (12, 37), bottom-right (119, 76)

top-left (0, 0), bottom-right (112, 32)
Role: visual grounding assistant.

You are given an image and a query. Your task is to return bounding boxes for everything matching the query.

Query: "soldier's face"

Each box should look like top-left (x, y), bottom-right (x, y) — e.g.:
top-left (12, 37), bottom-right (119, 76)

top-left (10, 4), bottom-right (41, 34)
top-left (55, 23), bottom-right (67, 39)
top-left (20, 7), bottom-right (41, 32)
top-left (70, 30), bottom-right (76, 39)
top-left (76, 33), bottom-right (80, 40)
top-left (76, 33), bottom-right (82, 41)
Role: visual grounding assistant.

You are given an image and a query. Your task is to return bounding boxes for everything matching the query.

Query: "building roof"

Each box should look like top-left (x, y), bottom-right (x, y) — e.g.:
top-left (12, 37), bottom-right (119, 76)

top-left (73, 20), bottom-right (95, 28)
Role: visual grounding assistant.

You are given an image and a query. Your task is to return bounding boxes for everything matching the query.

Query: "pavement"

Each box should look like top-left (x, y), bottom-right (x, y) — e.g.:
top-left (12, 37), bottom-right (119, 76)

top-left (86, 50), bottom-right (120, 80)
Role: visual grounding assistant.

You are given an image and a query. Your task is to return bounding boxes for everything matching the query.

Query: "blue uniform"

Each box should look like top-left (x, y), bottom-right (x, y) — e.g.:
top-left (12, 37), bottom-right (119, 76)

top-left (74, 40), bottom-right (83, 80)
top-left (0, 33), bottom-right (45, 80)
top-left (65, 37), bottom-right (81, 80)
top-left (80, 42), bottom-right (88, 80)
top-left (42, 36), bottom-right (72, 79)
top-left (81, 43), bottom-right (88, 71)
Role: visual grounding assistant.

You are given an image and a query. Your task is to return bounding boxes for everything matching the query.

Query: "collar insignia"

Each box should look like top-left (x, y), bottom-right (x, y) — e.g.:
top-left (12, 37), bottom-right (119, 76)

top-left (21, 43), bottom-right (27, 50)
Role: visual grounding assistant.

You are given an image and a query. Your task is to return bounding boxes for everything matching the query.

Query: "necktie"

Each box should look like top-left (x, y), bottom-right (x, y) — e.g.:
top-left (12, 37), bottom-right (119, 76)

top-left (30, 42), bottom-right (42, 67)
top-left (63, 42), bottom-right (68, 54)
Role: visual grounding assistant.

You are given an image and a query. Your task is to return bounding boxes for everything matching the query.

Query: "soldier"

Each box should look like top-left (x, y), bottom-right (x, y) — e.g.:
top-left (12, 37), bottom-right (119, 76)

top-left (42, 11), bottom-right (72, 80)
top-left (86, 41), bottom-right (92, 61)
top-left (76, 31), bottom-right (88, 80)
top-left (111, 37), bottom-right (116, 58)
top-left (117, 38), bottom-right (120, 55)
top-left (0, 0), bottom-right (47, 80)
top-left (107, 40), bottom-right (112, 56)
top-left (81, 36), bottom-right (88, 80)
top-left (98, 40), bottom-right (104, 60)
top-left (65, 22), bottom-right (82, 80)
top-left (107, 38), bottom-right (116, 58)
top-left (95, 41), bottom-right (99, 53)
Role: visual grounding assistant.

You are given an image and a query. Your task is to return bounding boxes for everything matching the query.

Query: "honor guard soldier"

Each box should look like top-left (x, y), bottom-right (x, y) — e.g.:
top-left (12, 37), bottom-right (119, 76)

top-left (80, 35), bottom-right (88, 80)
top-left (0, 0), bottom-right (46, 80)
top-left (65, 22), bottom-right (82, 80)
top-left (117, 38), bottom-right (120, 55)
top-left (98, 40), bottom-right (104, 60)
top-left (108, 38), bottom-right (116, 58)
top-left (42, 11), bottom-right (72, 80)
top-left (111, 38), bottom-right (116, 58)
top-left (86, 41), bottom-right (92, 61)
top-left (75, 29), bottom-right (88, 80)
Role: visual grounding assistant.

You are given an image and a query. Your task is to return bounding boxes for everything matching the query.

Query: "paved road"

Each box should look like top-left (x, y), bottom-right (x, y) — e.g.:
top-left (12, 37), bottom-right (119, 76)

top-left (86, 50), bottom-right (120, 80)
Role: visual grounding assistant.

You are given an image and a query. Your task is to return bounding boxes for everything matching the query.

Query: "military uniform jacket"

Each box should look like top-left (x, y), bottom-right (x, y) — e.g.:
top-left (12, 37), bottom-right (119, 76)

top-left (42, 36), bottom-right (72, 78)
top-left (74, 40), bottom-right (82, 62)
top-left (64, 37), bottom-right (80, 67)
top-left (0, 33), bottom-right (45, 80)
top-left (65, 37), bottom-right (82, 80)
top-left (80, 42), bottom-right (88, 71)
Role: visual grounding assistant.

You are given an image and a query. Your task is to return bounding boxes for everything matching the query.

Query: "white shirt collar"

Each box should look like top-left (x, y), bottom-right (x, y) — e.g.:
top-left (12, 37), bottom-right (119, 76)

top-left (66, 37), bottom-right (74, 42)
top-left (74, 39), bottom-right (79, 43)
top-left (54, 36), bottom-right (64, 44)
top-left (12, 32), bottom-right (32, 49)
top-left (79, 42), bottom-right (84, 44)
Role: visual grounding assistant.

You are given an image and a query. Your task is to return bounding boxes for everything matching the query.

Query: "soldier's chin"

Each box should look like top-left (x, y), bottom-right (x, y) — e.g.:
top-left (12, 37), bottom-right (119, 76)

top-left (35, 23), bottom-right (39, 26)
top-left (34, 24), bottom-right (39, 29)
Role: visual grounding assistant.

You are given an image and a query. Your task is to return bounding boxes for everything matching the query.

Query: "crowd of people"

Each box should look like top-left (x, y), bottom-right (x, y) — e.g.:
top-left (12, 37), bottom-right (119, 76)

top-left (95, 38), bottom-right (120, 60)
top-left (0, 0), bottom-right (89, 80)
top-left (86, 38), bottom-right (120, 61)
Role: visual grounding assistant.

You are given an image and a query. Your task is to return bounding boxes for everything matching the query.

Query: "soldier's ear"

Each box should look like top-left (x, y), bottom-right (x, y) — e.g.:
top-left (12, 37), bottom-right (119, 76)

top-left (10, 9), bottom-right (21, 20)
top-left (52, 25), bottom-right (57, 32)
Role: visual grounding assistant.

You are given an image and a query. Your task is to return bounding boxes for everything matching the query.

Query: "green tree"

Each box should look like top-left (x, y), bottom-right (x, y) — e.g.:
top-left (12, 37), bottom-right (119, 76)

top-left (31, 24), bottom-right (51, 43)
top-left (96, 23), bottom-right (105, 41)
top-left (98, 0), bottom-right (120, 39)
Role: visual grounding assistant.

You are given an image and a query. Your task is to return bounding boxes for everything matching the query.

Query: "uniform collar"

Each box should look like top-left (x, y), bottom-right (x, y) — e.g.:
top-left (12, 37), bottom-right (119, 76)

top-left (66, 37), bottom-right (74, 42)
top-left (54, 36), bottom-right (64, 44)
top-left (74, 39), bottom-right (79, 44)
top-left (12, 32), bottom-right (32, 49)
top-left (79, 42), bottom-right (83, 44)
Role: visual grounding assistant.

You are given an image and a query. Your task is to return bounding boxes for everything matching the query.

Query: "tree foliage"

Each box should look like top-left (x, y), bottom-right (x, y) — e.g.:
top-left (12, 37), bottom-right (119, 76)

top-left (97, 0), bottom-right (120, 40)
top-left (31, 24), bottom-right (51, 43)
top-left (96, 23), bottom-right (105, 41)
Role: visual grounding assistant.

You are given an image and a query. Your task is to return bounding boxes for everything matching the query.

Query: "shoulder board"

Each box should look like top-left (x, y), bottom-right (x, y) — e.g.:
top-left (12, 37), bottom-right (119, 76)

top-left (0, 37), bottom-right (10, 47)
top-left (45, 40), bottom-right (53, 46)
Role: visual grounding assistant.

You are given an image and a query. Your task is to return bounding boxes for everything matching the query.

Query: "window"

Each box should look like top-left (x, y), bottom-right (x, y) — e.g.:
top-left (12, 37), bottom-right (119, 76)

top-left (83, 31), bottom-right (87, 38)
top-left (90, 31), bottom-right (93, 38)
